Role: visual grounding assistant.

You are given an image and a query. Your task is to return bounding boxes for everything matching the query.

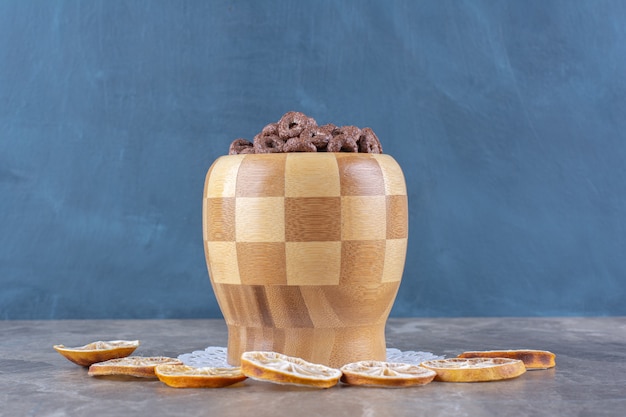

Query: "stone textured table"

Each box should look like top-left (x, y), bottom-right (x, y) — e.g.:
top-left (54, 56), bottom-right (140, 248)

top-left (1, 317), bottom-right (625, 416)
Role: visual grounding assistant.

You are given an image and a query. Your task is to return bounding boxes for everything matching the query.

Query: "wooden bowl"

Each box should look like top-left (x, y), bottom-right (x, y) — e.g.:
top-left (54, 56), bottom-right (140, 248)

top-left (202, 153), bottom-right (408, 367)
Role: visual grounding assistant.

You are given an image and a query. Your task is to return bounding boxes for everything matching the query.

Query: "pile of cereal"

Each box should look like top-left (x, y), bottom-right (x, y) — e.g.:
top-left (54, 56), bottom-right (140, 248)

top-left (229, 111), bottom-right (382, 155)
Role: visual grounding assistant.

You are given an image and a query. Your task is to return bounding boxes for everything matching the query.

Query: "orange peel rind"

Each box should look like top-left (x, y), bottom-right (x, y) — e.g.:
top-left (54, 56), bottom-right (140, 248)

top-left (421, 357), bottom-right (526, 382)
top-left (53, 340), bottom-right (139, 367)
top-left (340, 360), bottom-right (436, 387)
top-left (155, 364), bottom-right (247, 388)
top-left (457, 349), bottom-right (556, 369)
top-left (88, 356), bottom-right (182, 378)
top-left (240, 351), bottom-right (341, 388)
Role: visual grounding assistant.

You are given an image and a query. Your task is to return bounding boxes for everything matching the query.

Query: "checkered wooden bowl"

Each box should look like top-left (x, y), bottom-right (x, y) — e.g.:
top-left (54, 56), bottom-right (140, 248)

top-left (203, 153), bottom-right (408, 367)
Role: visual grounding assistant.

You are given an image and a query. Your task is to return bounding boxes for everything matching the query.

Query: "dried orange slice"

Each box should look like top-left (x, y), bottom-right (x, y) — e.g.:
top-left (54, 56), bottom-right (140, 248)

top-left (421, 358), bottom-right (526, 382)
top-left (53, 340), bottom-right (139, 367)
top-left (88, 356), bottom-right (182, 378)
top-left (457, 349), bottom-right (556, 369)
top-left (155, 364), bottom-right (247, 388)
top-left (340, 361), bottom-right (436, 387)
top-left (240, 351), bottom-right (341, 388)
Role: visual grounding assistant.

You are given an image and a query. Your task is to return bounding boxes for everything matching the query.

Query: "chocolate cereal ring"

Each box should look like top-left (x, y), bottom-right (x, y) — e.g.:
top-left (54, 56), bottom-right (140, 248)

top-left (299, 126), bottom-right (332, 151)
top-left (227, 112), bottom-right (384, 155)
top-left (277, 111), bottom-right (316, 139)
top-left (332, 125), bottom-right (361, 142)
top-left (328, 125), bottom-right (360, 153)
top-left (283, 137), bottom-right (317, 152)
top-left (319, 123), bottom-right (337, 134)
top-left (261, 122), bottom-right (278, 136)
top-left (327, 134), bottom-right (358, 153)
top-left (229, 138), bottom-right (255, 155)
top-left (357, 127), bottom-right (383, 154)
top-left (253, 133), bottom-right (284, 153)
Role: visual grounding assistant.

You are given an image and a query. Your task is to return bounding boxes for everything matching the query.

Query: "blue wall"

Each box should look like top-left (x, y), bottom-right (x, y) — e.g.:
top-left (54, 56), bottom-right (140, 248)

top-left (2, 0), bottom-right (625, 319)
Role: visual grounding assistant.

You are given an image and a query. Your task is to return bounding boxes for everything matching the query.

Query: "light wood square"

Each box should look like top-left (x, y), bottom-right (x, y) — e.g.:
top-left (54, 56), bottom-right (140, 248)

top-left (285, 153), bottom-right (341, 197)
top-left (237, 242), bottom-right (287, 285)
top-left (235, 197), bottom-right (285, 242)
top-left (341, 196), bottom-right (387, 241)
top-left (286, 242), bottom-right (341, 285)
top-left (382, 238), bottom-right (407, 283)
top-left (205, 241), bottom-right (240, 284)
top-left (203, 197), bottom-right (236, 242)
top-left (373, 154), bottom-right (407, 196)
top-left (235, 154), bottom-right (287, 197)
top-left (205, 155), bottom-right (245, 198)
top-left (386, 195), bottom-right (408, 239)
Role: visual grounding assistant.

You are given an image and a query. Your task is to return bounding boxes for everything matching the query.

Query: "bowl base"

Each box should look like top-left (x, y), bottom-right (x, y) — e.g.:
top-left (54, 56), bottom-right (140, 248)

top-left (225, 323), bottom-right (387, 368)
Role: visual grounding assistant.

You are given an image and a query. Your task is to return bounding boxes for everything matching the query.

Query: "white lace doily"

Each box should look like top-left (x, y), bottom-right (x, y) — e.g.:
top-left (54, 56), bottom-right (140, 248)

top-left (178, 346), bottom-right (443, 368)
top-left (178, 346), bottom-right (231, 368)
top-left (385, 348), bottom-right (443, 364)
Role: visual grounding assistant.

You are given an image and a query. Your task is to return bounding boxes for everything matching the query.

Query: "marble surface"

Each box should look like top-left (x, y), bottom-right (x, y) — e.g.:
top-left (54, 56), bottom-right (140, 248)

top-left (1, 317), bottom-right (625, 417)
